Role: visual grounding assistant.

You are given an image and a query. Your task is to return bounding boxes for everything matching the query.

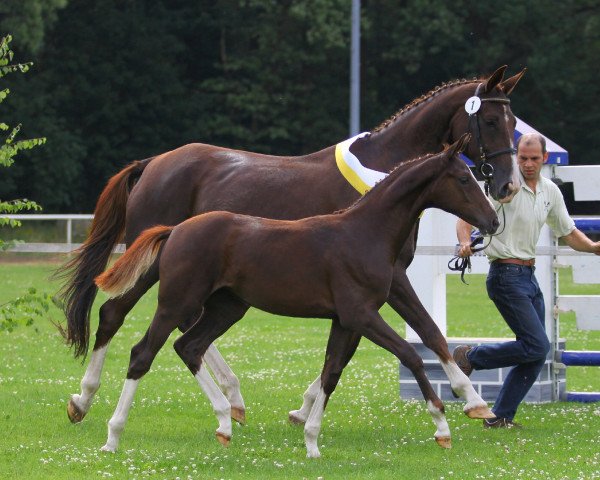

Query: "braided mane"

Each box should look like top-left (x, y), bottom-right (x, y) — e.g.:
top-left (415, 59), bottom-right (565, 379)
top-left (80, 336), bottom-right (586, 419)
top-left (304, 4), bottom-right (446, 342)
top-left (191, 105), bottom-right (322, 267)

top-left (371, 77), bottom-right (482, 133)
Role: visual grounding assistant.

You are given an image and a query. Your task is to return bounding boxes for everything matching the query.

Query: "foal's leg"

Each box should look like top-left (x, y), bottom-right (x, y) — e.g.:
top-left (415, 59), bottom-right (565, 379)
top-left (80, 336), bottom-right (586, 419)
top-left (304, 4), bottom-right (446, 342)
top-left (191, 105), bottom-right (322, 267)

top-left (172, 291), bottom-right (250, 446)
top-left (204, 344), bottom-right (247, 425)
top-left (68, 266), bottom-right (158, 424)
top-left (288, 375), bottom-right (321, 425)
top-left (102, 299), bottom-right (201, 452)
top-left (188, 290), bottom-right (249, 425)
top-left (304, 321), bottom-right (361, 458)
top-left (387, 268), bottom-right (493, 419)
top-left (338, 304), bottom-right (451, 449)
top-left (289, 328), bottom-right (361, 425)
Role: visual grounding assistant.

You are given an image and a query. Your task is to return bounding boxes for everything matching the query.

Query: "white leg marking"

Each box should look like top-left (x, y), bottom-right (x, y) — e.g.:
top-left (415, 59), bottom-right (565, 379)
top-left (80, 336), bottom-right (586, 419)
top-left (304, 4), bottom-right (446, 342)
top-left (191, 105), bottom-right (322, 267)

top-left (304, 388), bottom-right (327, 458)
top-left (203, 344), bottom-right (245, 412)
top-left (439, 359), bottom-right (488, 413)
top-left (427, 400), bottom-right (451, 442)
top-left (101, 378), bottom-right (139, 452)
top-left (195, 364), bottom-right (232, 442)
top-left (289, 375), bottom-right (321, 424)
top-left (71, 344), bottom-right (110, 414)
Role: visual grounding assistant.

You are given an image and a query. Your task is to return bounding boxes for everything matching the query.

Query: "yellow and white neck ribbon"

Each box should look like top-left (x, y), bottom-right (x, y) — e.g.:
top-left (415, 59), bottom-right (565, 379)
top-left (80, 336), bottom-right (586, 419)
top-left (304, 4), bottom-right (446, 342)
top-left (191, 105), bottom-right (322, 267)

top-left (335, 132), bottom-right (388, 195)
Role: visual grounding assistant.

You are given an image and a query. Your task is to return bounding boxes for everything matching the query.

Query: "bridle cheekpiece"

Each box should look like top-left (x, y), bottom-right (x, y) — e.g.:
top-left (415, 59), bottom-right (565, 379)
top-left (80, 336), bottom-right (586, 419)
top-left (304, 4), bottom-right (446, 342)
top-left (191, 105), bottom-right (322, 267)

top-left (465, 83), bottom-right (516, 194)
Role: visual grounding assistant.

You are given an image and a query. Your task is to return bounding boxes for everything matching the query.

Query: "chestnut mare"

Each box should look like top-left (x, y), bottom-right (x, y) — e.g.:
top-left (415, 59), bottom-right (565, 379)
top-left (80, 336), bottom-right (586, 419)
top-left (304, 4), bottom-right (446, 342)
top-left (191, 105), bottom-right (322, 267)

top-left (59, 66), bottom-right (524, 428)
top-left (95, 135), bottom-right (499, 456)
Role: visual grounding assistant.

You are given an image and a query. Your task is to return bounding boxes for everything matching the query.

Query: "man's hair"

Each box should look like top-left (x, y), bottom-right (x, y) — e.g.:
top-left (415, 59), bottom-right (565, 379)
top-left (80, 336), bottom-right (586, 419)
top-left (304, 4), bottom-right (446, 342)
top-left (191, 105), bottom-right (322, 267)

top-left (516, 133), bottom-right (547, 155)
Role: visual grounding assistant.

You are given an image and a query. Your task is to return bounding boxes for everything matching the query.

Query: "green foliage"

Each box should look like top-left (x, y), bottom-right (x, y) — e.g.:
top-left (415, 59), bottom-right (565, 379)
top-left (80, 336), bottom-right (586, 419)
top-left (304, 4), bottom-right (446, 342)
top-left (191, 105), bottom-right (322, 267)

top-left (0, 0), bottom-right (68, 54)
top-left (0, 34), bottom-right (48, 327)
top-left (0, 286), bottom-right (54, 332)
top-left (0, 34), bottom-right (45, 248)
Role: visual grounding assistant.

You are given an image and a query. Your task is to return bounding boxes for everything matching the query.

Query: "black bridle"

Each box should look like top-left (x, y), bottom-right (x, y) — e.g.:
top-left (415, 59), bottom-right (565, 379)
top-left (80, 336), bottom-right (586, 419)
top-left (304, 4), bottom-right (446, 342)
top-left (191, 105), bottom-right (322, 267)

top-left (468, 83), bottom-right (516, 195)
top-left (448, 84), bottom-right (516, 282)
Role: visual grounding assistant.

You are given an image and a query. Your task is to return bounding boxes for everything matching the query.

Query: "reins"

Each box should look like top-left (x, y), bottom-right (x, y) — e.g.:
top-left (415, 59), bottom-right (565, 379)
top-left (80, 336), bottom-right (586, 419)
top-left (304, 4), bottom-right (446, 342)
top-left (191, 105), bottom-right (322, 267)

top-left (447, 204), bottom-right (506, 283)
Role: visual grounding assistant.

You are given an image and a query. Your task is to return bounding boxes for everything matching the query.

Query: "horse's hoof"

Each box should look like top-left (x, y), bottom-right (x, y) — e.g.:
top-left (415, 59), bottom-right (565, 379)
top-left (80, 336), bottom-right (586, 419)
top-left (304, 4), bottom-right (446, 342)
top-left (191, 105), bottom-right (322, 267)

top-left (306, 448), bottom-right (321, 458)
top-left (216, 431), bottom-right (231, 447)
top-left (231, 407), bottom-right (246, 425)
top-left (465, 405), bottom-right (495, 419)
top-left (67, 397), bottom-right (86, 424)
top-left (435, 436), bottom-right (452, 449)
top-left (100, 444), bottom-right (116, 453)
top-left (288, 412), bottom-right (305, 425)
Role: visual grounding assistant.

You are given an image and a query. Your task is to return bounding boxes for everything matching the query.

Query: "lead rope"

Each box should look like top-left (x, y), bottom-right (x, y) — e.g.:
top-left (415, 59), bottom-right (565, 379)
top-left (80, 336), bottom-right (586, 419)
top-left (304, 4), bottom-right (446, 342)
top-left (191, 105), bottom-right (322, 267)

top-left (447, 204), bottom-right (506, 284)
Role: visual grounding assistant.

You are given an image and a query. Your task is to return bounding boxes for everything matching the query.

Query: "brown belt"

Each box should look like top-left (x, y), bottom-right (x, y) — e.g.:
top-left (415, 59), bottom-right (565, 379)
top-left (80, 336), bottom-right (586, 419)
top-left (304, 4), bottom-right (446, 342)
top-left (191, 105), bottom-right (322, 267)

top-left (493, 258), bottom-right (535, 267)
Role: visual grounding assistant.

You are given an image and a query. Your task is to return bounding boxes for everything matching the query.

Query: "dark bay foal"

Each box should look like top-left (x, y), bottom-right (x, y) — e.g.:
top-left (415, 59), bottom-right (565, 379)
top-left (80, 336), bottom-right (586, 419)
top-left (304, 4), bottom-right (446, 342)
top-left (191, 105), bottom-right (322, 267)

top-left (95, 135), bottom-right (499, 457)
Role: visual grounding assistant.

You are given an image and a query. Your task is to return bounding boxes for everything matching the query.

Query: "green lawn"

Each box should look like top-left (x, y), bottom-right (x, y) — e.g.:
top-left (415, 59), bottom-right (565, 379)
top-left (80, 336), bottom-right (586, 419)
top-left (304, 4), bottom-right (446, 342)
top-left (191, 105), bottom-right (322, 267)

top-left (1, 262), bottom-right (599, 479)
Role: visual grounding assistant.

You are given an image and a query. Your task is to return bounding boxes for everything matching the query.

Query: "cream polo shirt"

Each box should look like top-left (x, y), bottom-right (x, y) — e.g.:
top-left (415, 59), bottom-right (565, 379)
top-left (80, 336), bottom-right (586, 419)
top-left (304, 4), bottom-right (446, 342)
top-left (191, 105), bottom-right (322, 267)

top-left (484, 173), bottom-right (575, 262)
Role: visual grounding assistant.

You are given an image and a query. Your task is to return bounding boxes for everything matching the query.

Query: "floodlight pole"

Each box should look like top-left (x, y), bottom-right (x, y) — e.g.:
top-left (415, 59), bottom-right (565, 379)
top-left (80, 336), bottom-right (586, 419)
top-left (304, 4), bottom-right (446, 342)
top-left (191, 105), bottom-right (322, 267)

top-left (349, 0), bottom-right (361, 136)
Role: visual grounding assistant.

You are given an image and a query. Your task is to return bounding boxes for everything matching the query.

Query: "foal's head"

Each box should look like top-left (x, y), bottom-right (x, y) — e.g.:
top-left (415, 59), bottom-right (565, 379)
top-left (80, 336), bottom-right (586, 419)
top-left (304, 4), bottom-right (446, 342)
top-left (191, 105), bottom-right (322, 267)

top-left (426, 133), bottom-right (499, 236)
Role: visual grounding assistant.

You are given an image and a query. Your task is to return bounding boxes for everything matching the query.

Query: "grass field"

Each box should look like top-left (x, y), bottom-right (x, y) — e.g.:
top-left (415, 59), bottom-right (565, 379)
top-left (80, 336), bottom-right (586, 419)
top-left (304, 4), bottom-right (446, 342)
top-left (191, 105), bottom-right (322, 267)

top-left (1, 261), bottom-right (599, 479)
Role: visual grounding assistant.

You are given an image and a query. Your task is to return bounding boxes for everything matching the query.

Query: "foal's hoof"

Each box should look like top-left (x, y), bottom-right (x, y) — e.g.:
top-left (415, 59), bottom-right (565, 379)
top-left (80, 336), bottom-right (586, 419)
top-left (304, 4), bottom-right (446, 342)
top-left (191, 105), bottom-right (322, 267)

top-left (231, 407), bottom-right (246, 425)
top-left (67, 397), bottom-right (86, 424)
top-left (216, 431), bottom-right (231, 447)
top-left (435, 436), bottom-right (452, 449)
top-left (465, 405), bottom-right (495, 420)
top-left (288, 411), bottom-right (306, 425)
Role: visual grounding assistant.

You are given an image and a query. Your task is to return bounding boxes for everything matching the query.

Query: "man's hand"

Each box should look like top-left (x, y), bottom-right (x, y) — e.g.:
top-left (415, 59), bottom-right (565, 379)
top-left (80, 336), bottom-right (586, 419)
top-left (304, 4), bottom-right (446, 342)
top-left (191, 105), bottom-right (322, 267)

top-left (458, 243), bottom-right (473, 258)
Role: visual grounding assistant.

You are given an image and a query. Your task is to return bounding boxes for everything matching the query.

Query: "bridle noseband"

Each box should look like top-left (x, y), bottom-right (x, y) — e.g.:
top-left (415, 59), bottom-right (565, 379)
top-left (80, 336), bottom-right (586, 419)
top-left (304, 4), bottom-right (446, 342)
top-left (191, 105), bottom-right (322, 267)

top-left (467, 83), bottom-right (516, 194)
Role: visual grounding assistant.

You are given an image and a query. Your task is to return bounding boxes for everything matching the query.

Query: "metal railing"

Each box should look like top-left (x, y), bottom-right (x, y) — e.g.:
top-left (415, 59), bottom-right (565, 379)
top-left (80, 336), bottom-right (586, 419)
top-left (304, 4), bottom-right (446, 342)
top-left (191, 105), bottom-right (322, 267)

top-left (2, 214), bottom-right (599, 254)
top-left (2, 214), bottom-right (93, 246)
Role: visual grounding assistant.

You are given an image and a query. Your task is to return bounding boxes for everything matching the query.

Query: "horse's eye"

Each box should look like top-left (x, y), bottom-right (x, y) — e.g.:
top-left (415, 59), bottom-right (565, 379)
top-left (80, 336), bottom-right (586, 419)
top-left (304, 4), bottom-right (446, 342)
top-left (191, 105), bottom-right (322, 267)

top-left (484, 118), bottom-right (498, 128)
top-left (459, 176), bottom-right (469, 185)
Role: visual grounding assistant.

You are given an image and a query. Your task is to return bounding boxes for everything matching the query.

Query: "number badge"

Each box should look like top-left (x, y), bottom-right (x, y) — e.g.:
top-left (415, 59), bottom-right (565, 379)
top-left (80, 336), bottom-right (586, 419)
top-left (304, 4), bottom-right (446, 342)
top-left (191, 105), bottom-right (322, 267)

top-left (465, 96), bottom-right (481, 114)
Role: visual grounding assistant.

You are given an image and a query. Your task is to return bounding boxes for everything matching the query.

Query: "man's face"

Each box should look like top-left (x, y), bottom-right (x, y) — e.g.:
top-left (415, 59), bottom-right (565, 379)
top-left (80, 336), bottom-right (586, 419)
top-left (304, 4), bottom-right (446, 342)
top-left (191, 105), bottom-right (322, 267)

top-left (517, 140), bottom-right (548, 183)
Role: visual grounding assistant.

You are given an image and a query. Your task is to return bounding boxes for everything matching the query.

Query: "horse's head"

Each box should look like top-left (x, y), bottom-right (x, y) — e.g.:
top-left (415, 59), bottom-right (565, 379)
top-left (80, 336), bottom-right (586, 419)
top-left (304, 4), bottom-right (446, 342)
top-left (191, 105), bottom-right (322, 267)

top-left (450, 66), bottom-right (526, 203)
top-left (431, 133), bottom-right (499, 235)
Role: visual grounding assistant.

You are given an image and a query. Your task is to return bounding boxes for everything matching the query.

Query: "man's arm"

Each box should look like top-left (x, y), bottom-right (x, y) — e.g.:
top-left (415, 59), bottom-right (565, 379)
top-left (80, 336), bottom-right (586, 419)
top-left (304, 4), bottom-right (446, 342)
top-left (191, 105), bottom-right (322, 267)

top-left (561, 228), bottom-right (600, 256)
top-left (456, 218), bottom-right (474, 257)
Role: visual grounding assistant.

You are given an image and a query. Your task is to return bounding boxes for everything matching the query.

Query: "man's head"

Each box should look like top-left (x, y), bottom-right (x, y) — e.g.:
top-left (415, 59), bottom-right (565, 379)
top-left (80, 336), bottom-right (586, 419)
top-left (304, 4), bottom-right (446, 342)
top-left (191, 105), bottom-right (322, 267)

top-left (516, 133), bottom-right (549, 183)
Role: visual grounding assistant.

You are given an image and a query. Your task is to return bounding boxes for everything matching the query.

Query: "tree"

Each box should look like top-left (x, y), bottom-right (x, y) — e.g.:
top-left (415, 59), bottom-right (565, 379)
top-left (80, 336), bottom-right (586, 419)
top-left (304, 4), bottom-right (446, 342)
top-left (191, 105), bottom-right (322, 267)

top-left (0, 34), bottom-right (50, 331)
top-left (1, 1), bottom-right (599, 212)
top-left (0, 0), bottom-right (68, 55)
top-left (0, 34), bottom-right (45, 245)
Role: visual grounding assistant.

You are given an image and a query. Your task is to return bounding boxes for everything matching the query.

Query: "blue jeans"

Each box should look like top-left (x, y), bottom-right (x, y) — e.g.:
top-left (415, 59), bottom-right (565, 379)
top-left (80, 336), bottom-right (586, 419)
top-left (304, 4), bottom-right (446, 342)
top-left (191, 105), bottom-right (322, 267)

top-left (467, 263), bottom-right (550, 420)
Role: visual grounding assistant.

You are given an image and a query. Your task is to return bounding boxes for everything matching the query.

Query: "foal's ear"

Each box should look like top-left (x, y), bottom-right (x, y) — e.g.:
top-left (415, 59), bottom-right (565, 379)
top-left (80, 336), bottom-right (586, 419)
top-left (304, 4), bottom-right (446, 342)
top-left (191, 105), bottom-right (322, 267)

top-left (499, 67), bottom-right (527, 95)
top-left (449, 133), bottom-right (471, 157)
top-left (483, 65), bottom-right (507, 93)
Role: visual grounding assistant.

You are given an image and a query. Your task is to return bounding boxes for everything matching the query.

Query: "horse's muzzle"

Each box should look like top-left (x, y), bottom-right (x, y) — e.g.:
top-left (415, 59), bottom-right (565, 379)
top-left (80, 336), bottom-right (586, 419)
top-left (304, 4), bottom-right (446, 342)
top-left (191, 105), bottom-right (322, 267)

top-left (480, 216), bottom-right (500, 236)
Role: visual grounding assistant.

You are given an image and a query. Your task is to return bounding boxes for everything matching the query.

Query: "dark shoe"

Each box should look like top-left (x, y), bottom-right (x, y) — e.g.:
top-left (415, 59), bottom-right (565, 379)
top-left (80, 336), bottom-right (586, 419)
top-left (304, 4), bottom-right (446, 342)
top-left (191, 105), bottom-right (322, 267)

top-left (483, 417), bottom-right (523, 429)
top-left (452, 345), bottom-right (474, 377)
top-left (451, 345), bottom-right (473, 398)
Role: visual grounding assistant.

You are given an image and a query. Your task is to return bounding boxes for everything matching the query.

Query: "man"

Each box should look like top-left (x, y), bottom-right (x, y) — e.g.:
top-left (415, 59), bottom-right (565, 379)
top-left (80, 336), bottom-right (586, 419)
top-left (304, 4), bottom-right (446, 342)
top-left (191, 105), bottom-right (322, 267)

top-left (455, 133), bottom-right (600, 428)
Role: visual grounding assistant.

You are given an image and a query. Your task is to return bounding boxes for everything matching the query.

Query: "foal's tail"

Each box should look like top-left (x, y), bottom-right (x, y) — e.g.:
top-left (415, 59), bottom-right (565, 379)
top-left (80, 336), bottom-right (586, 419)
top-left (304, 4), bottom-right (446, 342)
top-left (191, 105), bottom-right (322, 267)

top-left (54, 158), bottom-right (153, 358)
top-left (95, 226), bottom-right (174, 299)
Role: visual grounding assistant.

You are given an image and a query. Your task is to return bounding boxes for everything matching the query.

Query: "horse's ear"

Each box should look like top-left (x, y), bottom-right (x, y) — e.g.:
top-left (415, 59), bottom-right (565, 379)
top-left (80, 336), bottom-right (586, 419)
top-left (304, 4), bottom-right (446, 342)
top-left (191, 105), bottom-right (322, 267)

top-left (449, 133), bottom-right (471, 157)
top-left (499, 67), bottom-right (527, 95)
top-left (483, 65), bottom-right (507, 93)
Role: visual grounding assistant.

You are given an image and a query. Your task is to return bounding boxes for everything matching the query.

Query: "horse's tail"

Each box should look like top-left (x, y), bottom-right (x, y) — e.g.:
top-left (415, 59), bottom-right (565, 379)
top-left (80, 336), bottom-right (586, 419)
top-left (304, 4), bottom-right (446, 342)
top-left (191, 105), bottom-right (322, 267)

top-left (55, 158), bottom-right (153, 358)
top-left (95, 225), bottom-right (174, 298)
